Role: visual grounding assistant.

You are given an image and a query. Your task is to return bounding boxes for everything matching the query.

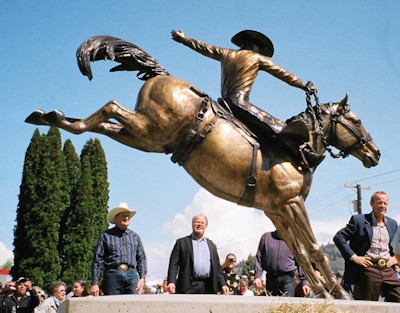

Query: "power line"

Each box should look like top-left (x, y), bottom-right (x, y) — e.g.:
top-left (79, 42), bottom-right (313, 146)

top-left (351, 169), bottom-right (400, 183)
top-left (308, 194), bottom-right (354, 216)
top-left (369, 178), bottom-right (400, 187)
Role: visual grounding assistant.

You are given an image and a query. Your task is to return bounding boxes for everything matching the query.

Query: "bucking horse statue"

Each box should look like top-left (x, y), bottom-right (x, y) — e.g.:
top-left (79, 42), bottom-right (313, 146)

top-left (25, 35), bottom-right (380, 299)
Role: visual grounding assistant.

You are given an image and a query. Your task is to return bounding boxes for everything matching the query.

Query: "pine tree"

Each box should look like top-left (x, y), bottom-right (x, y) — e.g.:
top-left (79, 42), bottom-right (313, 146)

top-left (80, 139), bottom-right (109, 235)
top-left (60, 155), bottom-right (95, 283)
top-left (12, 128), bottom-right (68, 289)
top-left (59, 140), bottom-right (81, 278)
top-left (11, 129), bottom-right (45, 279)
top-left (60, 139), bottom-right (109, 284)
top-left (240, 254), bottom-right (255, 277)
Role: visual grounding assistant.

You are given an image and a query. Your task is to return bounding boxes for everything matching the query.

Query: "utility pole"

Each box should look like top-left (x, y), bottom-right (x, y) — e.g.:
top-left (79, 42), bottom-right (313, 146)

top-left (344, 184), bottom-right (371, 214)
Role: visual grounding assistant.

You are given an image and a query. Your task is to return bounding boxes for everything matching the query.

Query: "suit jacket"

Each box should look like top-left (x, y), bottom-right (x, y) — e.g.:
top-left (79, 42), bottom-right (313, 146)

top-left (333, 212), bottom-right (398, 286)
top-left (167, 235), bottom-right (226, 294)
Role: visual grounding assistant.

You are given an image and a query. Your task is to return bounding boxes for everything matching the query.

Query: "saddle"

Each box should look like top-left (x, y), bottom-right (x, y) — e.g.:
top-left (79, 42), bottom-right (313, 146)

top-left (170, 90), bottom-right (261, 207)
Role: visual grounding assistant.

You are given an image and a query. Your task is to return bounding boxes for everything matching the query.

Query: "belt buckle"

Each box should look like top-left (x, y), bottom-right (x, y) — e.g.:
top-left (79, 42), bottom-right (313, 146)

top-left (378, 259), bottom-right (387, 268)
top-left (118, 264), bottom-right (128, 272)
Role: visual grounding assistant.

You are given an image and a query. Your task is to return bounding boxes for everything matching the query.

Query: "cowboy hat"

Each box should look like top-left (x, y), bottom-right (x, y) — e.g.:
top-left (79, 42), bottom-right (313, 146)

top-left (231, 30), bottom-right (274, 57)
top-left (107, 202), bottom-right (136, 224)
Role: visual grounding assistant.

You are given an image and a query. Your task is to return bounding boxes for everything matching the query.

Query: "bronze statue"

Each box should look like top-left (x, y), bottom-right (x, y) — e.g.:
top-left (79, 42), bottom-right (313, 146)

top-left (25, 34), bottom-right (380, 299)
top-left (172, 29), bottom-right (322, 168)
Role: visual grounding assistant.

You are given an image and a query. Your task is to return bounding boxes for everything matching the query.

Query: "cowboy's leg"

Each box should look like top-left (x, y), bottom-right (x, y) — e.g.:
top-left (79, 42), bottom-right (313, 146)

top-left (224, 97), bottom-right (285, 134)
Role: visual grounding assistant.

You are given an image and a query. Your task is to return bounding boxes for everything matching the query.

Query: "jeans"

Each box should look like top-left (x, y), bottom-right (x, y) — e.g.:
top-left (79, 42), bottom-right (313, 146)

top-left (103, 268), bottom-right (140, 295)
top-left (266, 274), bottom-right (297, 297)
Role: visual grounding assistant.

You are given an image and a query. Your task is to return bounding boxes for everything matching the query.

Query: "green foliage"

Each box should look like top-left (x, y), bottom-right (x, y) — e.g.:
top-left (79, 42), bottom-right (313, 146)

top-left (60, 139), bottom-right (109, 285)
top-left (237, 254), bottom-right (255, 277)
top-left (13, 129), bottom-right (110, 290)
top-left (60, 155), bottom-right (95, 283)
top-left (1, 259), bottom-right (13, 270)
top-left (12, 128), bottom-right (68, 289)
top-left (80, 139), bottom-right (109, 237)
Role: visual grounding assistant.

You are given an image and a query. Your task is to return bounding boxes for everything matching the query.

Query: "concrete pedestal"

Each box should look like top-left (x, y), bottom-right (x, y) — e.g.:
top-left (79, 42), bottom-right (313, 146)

top-left (58, 294), bottom-right (399, 313)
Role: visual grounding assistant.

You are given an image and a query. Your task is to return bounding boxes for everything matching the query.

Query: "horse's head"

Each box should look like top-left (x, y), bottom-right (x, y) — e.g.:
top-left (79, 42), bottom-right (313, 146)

top-left (319, 94), bottom-right (380, 168)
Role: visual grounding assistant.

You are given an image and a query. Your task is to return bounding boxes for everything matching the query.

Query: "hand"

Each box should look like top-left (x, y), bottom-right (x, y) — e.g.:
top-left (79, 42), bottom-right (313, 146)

top-left (352, 255), bottom-right (372, 267)
top-left (24, 281), bottom-right (32, 290)
top-left (302, 285), bottom-right (311, 297)
top-left (253, 278), bottom-right (262, 289)
top-left (386, 256), bottom-right (398, 268)
top-left (171, 29), bottom-right (185, 43)
top-left (305, 81), bottom-right (317, 95)
top-left (136, 278), bottom-right (145, 294)
top-left (90, 284), bottom-right (100, 296)
top-left (167, 283), bottom-right (176, 294)
top-left (221, 285), bottom-right (230, 295)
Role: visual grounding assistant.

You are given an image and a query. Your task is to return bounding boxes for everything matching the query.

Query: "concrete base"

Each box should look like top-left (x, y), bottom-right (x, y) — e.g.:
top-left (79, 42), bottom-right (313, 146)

top-left (58, 294), bottom-right (399, 313)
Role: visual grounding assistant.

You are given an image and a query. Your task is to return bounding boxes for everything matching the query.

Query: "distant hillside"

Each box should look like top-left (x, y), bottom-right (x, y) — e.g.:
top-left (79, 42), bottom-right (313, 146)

top-left (320, 243), bottom-right (344, 276)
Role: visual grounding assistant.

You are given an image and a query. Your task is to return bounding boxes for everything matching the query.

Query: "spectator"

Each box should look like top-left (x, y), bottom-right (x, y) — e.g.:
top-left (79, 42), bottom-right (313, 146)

top-left (221, 254), bottom-right (240, 295)
top-left (334, 191), bottom-right (400, 301)
top-left (392, 226), bottom-right (400, 277)
top-left (248, 270), bottom-right (255, 291)
top-left (67, 279), bottom-right (90, 298)
top-left (90, 202), bottom-right (147, 296)
top-left (239, 279), bottom-right (253, 296)
top-left (32, 286), bottom-right (46, 304)
top-left (254, 230), bottom-right (310, 297)
top-left (1, 277), bottom-right (39, 313)
top-left (167, 214), bottom-right (229, 294)
top-left (35, 281), bottom-right (65, 313)
top-left (161, 277), bottom-right (169, 294)
top-left (1, 281), bottom-right (15, 298)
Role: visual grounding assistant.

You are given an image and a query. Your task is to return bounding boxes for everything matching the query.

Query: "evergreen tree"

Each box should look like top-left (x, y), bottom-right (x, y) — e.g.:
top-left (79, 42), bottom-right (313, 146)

top-left (59, 140), bottom-right (81, 276)
top-left (60, 139), bottom-right (109, 284)
top-left (12, 128), bottom-right (69, 289)
top-left (60, 155), bottom-right (95, 283)
top-left (11, 129), bottom-right (45, 279)
top-left (80, 139), bottom-right (109, 234)
top-left (240, 254), bottom-right (255, 277)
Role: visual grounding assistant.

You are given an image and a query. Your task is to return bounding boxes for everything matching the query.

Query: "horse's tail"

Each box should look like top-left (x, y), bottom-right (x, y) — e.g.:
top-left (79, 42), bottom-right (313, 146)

top-left (76, 35), bottom-right (170, 81)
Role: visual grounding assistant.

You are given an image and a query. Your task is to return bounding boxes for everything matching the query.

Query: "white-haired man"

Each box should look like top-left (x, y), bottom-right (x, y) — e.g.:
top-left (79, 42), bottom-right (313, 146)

top-left (90, 202), bottom-right (147, 295)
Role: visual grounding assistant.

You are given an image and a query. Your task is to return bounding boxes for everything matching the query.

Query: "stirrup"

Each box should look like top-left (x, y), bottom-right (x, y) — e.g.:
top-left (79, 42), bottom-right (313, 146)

top-left (299, 144), bottom-right (325, 168)
top-left (280, 120), bottom-right (309, 142)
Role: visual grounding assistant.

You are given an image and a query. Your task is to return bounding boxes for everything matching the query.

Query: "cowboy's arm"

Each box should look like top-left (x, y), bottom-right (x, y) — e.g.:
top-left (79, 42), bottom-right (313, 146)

top-left (259, 57), bottom-right (308, 91)
top-left (172, 29), bottom-right (225, 61)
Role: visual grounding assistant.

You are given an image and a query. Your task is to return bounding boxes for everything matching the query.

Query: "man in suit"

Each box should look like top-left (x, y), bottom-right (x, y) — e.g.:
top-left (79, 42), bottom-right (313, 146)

top-left (167, 214), bottom-right (229, 294)
top-left (334, 191), bottom-right (400, 301)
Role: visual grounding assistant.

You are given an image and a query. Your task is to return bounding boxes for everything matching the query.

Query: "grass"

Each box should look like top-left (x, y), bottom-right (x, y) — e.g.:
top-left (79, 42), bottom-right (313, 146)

top-left (264, 302), bottom-right (353, 313)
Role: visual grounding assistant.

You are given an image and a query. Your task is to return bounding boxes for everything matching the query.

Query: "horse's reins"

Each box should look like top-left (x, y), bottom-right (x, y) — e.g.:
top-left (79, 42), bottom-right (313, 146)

top-left (305, 82), bottom-right (373, 159)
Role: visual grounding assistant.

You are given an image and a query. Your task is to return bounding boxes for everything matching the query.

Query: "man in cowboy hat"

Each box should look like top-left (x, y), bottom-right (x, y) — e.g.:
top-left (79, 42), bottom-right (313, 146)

top-left (171, 29), bottom-right (323, 168)
top-left (90, 202), bottom-right (147, 296)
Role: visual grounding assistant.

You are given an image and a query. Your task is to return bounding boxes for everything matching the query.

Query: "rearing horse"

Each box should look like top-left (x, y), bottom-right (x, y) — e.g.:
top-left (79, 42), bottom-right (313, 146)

top-left (25, 36), bottom-right (380, 299)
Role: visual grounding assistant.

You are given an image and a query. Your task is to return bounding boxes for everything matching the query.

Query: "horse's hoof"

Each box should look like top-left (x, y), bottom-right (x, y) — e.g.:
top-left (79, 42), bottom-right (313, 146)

top-left (42, 110), bottom-right (66, 124)
top-left (25, 110), bottom-right (47, 125)
top-left (335, 289), bottom-right (351, 300)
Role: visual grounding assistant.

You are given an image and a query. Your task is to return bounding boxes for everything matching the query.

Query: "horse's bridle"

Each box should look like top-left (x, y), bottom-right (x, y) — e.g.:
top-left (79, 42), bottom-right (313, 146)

top-left (326, 106), bottom-right (373, 158)
top-left (305, 84), bottom-right (373, 159)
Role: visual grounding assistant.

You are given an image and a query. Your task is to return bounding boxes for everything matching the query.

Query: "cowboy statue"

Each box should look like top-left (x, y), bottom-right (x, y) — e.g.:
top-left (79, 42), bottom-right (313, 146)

top-left (172, 29), bottom-right (324, 168)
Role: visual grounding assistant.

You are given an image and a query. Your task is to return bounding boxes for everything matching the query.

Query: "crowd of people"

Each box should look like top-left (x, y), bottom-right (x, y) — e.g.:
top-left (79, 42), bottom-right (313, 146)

top-left (0, 278), bottom-right (90, 313)
top-left (2, 189), bottom-right (400, 313)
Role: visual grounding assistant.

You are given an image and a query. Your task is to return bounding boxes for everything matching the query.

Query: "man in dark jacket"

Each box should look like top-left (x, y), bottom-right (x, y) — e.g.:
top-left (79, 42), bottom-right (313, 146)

top-left (334, 191), bottom-right (400, 301)
top-left (167, 214), bottom-right (229, 294)
top-left (1, 277), bottom-right (39, 313)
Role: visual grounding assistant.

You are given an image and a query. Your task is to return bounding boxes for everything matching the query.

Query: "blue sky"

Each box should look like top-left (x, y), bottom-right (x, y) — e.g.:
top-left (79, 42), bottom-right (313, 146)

top-left (1, 1), bottom-right (400, 284)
